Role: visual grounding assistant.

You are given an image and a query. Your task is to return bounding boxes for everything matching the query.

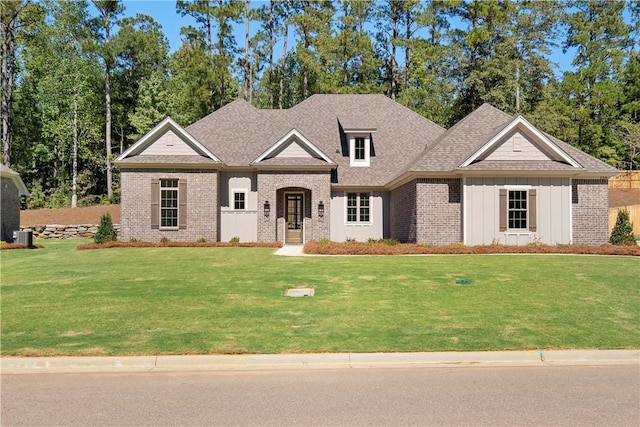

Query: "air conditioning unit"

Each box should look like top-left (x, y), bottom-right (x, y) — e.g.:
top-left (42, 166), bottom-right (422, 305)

top-left (14, 230), bottom-right (33, 248)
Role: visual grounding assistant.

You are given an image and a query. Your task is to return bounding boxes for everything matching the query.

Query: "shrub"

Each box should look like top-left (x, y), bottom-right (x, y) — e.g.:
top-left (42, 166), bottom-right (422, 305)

top-left (380, 238), bottom-right (398, 246)
top-left (94, 214), bottom-right (117, 244)
top-left (160, 236), bottom-right (170, 244)
top-left (317, 238), bottom-right (331, 245)
top-left (609, 208), bottom-right (636, 246)
top-left (229, 236), bottom-right (240, 243)
top-left (197, 237), bottom-right (207, 243)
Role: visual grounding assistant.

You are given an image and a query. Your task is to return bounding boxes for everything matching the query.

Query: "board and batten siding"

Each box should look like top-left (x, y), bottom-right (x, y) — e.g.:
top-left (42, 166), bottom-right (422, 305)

top-left (139, 129), bottom-right (198, 156)
top-left (219, 172), bottom-right (258, 242)
top-left (464, 177), bottom-right (571, 245)
top-left (330, 191), bottom-right (389, 242)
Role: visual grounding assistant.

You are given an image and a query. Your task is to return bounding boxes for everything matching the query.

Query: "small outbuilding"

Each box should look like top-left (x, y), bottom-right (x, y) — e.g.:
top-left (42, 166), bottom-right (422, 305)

top-left (1, 164), bottom-right (28, 242)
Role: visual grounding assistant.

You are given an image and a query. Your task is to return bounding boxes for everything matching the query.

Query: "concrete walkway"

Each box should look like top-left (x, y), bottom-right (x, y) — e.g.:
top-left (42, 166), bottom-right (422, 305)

top-left (274, 244), bottom-right (307, 256)
top-left (2, 350), bottom-right (638, 374)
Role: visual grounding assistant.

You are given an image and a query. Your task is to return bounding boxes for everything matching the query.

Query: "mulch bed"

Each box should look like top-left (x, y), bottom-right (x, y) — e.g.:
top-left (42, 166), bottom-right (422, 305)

top-left (303, 241), bottom-right (640, 256)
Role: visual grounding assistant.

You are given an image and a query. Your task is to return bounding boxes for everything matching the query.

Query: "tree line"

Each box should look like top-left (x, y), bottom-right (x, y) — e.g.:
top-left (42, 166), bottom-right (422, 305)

top-left (1, 0), bottom-right (639, 209)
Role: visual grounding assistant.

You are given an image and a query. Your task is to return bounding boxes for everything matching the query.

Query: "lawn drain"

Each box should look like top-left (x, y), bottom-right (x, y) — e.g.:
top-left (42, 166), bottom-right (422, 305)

top-left (455, 279), bottom-right (473, 286)
top-left (285, 286), bottom-right (315, 297)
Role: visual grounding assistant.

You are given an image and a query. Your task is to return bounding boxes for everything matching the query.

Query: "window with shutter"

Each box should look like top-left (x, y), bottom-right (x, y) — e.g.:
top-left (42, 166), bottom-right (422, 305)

top-left (500, 188), bottom-right (536, 232)
top-left (152, 179), bottom-right (187, 230)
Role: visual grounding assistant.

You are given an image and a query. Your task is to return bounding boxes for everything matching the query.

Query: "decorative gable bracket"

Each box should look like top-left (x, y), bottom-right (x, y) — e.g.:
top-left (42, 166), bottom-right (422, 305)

top-left (459, 115), bottom-right (582, 168)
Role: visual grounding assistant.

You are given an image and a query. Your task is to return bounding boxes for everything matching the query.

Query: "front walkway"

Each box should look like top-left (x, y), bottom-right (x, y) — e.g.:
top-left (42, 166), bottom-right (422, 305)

top-left (274, 244), bottom-right (306, 256)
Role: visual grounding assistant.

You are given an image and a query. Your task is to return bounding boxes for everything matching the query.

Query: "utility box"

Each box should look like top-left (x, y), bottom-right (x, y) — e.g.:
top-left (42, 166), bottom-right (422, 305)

top-left (14, 230), bottom-right (33, 248)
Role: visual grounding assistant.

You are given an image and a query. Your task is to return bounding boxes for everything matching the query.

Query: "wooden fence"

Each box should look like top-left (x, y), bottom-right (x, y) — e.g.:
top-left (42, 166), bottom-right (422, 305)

top-left (609, 171), bottom-right (640, 189)
top-left (609, 206), bottom-right (640, 236)
top-left (608, 172), bottom-right (640, 236)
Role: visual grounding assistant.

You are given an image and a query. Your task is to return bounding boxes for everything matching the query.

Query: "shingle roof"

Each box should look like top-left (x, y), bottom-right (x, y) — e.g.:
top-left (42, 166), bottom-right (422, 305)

top-left (186, 94), bottom-right (446, 186)
top-left (129, 97), bottom-right (616, 183)
top-left (408, 103), bottom-right (618, 175)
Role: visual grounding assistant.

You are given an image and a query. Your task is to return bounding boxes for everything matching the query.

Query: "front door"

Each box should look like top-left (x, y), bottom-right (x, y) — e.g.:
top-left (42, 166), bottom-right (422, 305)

top-left (285, 193), bottom-right (303, 244)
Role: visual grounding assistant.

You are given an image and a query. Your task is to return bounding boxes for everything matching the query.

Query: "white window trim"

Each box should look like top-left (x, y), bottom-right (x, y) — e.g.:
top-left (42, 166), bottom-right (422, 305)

top-left (344, 191), bottom-right (372, 225)
top-left (506, 188), bottom-right (529, 231)
top-left (349, 134), bottom-right (371, 167)
top-left (232, 188), bottom-right (248, 210)
top-left (160, 179), bottom-right (179, 230)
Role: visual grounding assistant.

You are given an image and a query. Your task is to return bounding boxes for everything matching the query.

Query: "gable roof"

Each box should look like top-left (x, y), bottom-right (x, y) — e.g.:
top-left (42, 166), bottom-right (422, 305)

top-left (252, 128), bottom-right (335, 166)
top-left (0, 164), bottom-right (28, 196)
top-left (186, 94), bottom-right (446, 186)
top-left (116, 117), bottom-right (221, 164)
top-left (459, 115), bottom-right (581, 168)
top-left (407, 103), bottom-right (617, 176)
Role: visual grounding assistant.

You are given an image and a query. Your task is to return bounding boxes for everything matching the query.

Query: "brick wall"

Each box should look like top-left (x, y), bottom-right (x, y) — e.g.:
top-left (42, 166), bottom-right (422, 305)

top-left (572, 179), bottom-right (609, 245)
top-left (390, 180), bottom-right (417, 242)
top-left (257, 171), bottom-right (331, 242)
top-left (120, 169), bottom-right (218, 242)
top-left (1, 177), bottom-right (20, 242)
top-left (416, 178), bottom-right (462, 245)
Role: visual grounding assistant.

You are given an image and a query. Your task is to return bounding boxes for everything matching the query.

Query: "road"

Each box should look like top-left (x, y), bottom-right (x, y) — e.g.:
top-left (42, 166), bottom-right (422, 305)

top-left (2, 365), bottom-right (638, 426)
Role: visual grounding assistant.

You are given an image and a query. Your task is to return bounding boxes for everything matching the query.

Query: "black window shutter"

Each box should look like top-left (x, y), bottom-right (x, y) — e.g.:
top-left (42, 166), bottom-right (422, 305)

top-left (151, 179), bottom-right (159, 229)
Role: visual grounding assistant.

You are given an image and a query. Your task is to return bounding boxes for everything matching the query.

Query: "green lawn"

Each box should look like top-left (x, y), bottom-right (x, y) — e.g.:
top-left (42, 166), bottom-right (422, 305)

top-left (1, 239), bottom-right (638, 356)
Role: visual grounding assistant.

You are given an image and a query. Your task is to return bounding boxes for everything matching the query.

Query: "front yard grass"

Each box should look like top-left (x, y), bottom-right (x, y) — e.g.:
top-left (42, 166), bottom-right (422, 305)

top-left (1, 239), bottom-right (638, 356)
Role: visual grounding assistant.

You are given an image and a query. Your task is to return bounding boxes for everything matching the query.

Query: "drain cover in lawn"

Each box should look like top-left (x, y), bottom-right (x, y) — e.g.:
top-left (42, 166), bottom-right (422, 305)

top-left (285, 286), bottom-right (315, 297)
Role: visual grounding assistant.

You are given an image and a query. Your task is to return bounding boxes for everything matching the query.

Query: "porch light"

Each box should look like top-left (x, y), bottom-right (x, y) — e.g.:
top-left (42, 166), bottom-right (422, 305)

top-left (264, 200), bottom-right (270, 217)
top-left (318, 201), bottom-right (325, 218)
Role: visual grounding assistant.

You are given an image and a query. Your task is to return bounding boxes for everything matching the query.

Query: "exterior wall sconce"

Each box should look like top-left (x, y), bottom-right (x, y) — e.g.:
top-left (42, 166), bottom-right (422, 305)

top-left (318, 201), bottom-right (324, 218)
top-left (264, 200), bottom-right (270, 217)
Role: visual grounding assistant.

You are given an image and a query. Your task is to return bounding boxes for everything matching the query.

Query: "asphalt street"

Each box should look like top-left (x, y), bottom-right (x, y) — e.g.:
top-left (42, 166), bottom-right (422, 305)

top-left (2, 365), bottom-right (638, 426)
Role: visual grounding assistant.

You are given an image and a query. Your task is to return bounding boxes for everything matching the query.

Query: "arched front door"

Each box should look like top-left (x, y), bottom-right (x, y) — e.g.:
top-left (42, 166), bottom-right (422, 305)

top-left (285, 193), bottom-right (304, 243)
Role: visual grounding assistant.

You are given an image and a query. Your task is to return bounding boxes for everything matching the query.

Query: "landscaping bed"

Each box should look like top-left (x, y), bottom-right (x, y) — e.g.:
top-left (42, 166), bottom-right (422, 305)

top-left (303, 240), bottom-right (640, 256)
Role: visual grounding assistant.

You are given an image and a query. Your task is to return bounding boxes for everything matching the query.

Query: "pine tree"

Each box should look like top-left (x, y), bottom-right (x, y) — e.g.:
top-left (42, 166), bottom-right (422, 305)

top-left (94, 213), bottom-right (117, 244)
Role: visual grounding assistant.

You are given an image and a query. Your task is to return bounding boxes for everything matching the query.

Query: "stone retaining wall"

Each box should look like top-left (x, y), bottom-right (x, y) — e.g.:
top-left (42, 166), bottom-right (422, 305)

top-left (20, 224), bottom-right (121, 239)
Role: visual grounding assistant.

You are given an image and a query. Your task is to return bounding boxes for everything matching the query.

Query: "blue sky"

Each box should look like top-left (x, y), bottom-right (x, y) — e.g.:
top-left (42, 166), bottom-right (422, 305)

top-left (118, 0), bottom-right (579, 76)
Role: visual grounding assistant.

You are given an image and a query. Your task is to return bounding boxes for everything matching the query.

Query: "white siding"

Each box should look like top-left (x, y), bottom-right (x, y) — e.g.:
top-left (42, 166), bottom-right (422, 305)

top-left (483, 130), bottom-right (550, 161)
top-left (330, 191), bottom-right (389, 242)
top-left (275, 141), bottom-right (313, 158)
top-left (219, 172), bottom-right (258, 242)
top-left (220, 211), bottom-right (258, 242)
top-left (465, 177), bottom-right (571, 245)
top-left (139, 129), bottom-right (199, 156)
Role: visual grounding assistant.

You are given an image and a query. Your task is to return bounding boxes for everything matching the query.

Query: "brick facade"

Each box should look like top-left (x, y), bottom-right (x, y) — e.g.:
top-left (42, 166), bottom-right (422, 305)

top-left (257, 171), bottom-right (331, 242)
top-left (120, 169), bottom-right (218, 242)
top-left (1, 177), bottom-right (21, 242)
top-left (416, 178), bottom-right (462, 245)
top-left (572, 179), bottom-right (609, 245)
top-left (390, 180), bottom-right (417, 242)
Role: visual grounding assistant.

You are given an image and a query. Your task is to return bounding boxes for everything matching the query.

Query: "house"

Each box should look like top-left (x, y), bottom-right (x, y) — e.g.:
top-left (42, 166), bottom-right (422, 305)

top-left (115, 94), bottom-right (617, 246)
top-left (0, 164), bottom-right (29, 242)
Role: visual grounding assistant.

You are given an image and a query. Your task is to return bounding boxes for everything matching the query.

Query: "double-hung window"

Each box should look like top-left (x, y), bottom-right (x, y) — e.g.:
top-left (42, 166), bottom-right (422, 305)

top-left (346, 192), bottom-right (370, 223)
top-left (160, 179), bottom-right (179, 228)
top-left (508, 190), bottom-right (527, 229)
top-left (500, 188), bottom-right (537, 232)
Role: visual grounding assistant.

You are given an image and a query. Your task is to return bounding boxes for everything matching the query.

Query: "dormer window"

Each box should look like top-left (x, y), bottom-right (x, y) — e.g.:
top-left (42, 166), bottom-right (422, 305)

top-left (354, 137), bottom-right (366, 160)
top-left (349, 134), bottom-right (371, 167)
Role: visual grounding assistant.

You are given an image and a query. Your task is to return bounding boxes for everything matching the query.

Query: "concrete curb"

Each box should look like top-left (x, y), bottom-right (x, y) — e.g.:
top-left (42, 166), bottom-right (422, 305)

top-left (2, 350), bottom-right (638, 374)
